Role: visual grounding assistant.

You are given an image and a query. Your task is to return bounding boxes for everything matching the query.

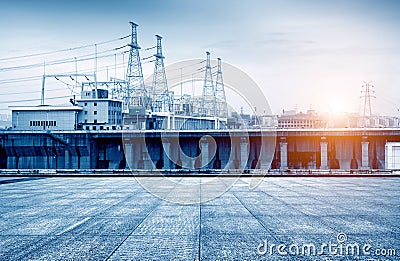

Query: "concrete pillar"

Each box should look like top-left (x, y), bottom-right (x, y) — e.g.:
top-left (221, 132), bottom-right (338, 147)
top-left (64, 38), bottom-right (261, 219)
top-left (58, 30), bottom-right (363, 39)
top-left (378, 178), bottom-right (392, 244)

top-left (125, 143), bottom-right (134, 169)
top-left (71, 154), bottom-right (78, 169)
top-left (7, 157), bottom-right (15, 169)
top-left (171, 115), bottom-right (175, 130)
top-left (240, 137), bottom-right (249, 169)
top-left (143, 150), bottom-right (153, 169)
top-left (64, 150), bottom-right (70, 169)
top-left (361, 136), bottom-right (369, 169)
top-left (257, 136), bottom-right (275, 170)
top-left (166, 114), bottom-right (171, 130)
top-left (162, 139), bottom-right (171, 169)
top-left (320, 137), bottom-right (328, 169)
top-left (280, 138), bottom-right (288, 170)
top-left (200, 137), bottom-right (209, 169)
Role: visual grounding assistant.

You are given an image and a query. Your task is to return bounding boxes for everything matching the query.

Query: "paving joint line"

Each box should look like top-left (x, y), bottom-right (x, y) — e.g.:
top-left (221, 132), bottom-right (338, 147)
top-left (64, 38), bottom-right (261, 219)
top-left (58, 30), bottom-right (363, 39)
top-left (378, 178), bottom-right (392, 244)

top-left (104, 178), bottom-right (183, 260)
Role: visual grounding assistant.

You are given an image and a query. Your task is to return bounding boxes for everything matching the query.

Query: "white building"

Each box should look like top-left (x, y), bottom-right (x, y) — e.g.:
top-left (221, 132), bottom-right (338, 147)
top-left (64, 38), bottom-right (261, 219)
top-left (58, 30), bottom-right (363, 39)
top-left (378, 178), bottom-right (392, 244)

top-left (10, 89), bottom-right (123, 131)
top-left (75, 89), bottom-right (123, 131)
top-left (10, 105), bottom-right (82, 131)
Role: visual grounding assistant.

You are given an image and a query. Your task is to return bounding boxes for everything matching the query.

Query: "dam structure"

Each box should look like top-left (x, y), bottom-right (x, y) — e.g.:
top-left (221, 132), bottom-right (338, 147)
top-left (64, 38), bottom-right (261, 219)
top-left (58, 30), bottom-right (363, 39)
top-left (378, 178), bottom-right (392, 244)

top-left (1, 128), bottom-right (400, 171)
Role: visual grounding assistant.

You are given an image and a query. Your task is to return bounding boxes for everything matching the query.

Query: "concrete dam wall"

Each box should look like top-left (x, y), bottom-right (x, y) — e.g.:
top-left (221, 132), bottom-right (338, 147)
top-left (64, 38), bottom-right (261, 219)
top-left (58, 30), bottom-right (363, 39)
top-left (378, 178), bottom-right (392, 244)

top-left (1, 129), bottom-right (399, 170)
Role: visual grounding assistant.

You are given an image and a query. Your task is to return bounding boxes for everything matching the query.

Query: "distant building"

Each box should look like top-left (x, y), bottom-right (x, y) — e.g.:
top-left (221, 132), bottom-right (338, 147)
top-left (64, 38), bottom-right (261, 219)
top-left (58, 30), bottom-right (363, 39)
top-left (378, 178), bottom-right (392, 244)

top-left (277, 109), bottom-right (400, 129)
top-left (278, 110), bottom-right (325, 129)
top-left (358, 115), bottom-right (400, 128)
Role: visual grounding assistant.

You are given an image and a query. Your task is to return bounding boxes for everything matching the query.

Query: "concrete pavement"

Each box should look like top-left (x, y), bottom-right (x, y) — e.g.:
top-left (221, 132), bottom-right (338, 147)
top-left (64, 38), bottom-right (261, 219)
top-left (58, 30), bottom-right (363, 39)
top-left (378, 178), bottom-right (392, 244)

top-left (0, 176), bottom-right (399, 260)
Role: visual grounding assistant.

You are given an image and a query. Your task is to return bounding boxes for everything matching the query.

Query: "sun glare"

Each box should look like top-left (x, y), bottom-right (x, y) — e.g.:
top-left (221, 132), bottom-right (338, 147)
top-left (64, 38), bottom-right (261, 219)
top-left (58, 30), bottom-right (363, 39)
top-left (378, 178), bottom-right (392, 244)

top-left (329, 97), bottom-right (347, 113)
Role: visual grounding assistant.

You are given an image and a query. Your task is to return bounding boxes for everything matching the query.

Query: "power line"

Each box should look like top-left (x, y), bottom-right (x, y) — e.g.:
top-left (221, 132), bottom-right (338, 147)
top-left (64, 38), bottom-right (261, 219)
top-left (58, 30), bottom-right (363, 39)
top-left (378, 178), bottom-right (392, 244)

top-left (0, 95), bottom-right (71, 104)
top-left (0, 88), bottom-right (66, 96)
top-left (0, 35), bottom-right (130, 62)
top-left (0, 51), bottom-right (129, 84)
top-left (0, 44), bottom-right (156, 74)
top-left (0, 49), bottom-right (130, 72)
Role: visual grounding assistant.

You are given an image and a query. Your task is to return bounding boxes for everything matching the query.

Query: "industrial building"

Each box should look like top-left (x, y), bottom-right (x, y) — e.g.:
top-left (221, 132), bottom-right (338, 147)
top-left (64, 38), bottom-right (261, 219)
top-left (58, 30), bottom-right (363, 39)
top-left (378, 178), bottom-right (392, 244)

top-left (10, 105), bottom-right (82, 131)
top-left (10, 88), bottom-right (123, 132)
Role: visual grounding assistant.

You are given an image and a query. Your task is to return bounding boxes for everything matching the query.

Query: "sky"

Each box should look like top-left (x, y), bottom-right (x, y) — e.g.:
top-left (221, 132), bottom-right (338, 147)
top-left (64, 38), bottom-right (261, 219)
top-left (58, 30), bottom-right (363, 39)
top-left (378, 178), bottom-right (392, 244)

top-left (0, 0), bottom-right (400, 116)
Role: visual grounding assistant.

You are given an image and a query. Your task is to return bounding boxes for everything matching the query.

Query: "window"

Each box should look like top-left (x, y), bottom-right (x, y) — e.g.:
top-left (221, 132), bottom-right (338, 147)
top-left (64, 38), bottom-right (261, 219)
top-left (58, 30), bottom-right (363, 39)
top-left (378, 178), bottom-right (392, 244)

top-left (86, 126), bottom-right (90, 130)
top-left (84, 102), bottom-right (87, 106)
top-left (30, 121), bottom-right (33, 126)
top-left (100, 126), bottom-right (104, 130)
top-left (93, 126), bottom-right (96, 130)
top-left (94, 102), bottom-right (97, 106)
top-left (94, 111), bottom-right (97, 115)
top-left (85, 119), bottom-right (87, 123)
top-left (94, 119), bottom-right (97, 124)
top-left (54, 121), bottom-right (56, 126)
top-left (85, 111), bottom-right (88, 115)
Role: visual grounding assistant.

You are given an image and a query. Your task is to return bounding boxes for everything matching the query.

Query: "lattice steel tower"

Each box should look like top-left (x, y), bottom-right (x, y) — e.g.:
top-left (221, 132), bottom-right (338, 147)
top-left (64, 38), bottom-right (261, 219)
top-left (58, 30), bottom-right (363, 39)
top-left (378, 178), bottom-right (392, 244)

top-left (151, 35), bottom-right (171, 112)
top-left (215, 58), bottom-right (227, 118)
top-left (201, 51), bottom-right (216, 117)
top-left (360, 81), bottom-right (375, 127)
top-left (125, 21), bottom-right (147, 109)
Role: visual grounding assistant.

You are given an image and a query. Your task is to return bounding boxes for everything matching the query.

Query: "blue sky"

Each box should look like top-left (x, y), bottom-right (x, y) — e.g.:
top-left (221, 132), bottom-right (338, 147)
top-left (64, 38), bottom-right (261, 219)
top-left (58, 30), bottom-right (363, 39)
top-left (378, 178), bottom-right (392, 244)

top-left (1, 0), bottom-right (400, 115)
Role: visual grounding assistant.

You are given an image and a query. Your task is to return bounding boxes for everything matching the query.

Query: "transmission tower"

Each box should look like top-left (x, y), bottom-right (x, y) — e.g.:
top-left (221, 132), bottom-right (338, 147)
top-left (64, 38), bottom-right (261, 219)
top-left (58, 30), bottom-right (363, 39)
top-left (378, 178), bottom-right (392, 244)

top-left (125, 21), bottom-right (147, 110)
top-left (215, 58), bottom-right (227, 118)
top-left (151, 35), bottom-right (171, 112)
top-left (201, 51), bottom-right (216, 117)
top-left (360, 81), bottom-right (375, 127)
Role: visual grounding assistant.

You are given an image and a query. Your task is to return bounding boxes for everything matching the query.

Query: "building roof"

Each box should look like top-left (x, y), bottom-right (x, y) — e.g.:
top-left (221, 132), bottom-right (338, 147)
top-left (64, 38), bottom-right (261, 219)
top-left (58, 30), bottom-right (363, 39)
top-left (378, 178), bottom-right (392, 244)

top-left (76, 98), bottom-right (123, 103)
top-left (9, 105), bottom-right (83, 111)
